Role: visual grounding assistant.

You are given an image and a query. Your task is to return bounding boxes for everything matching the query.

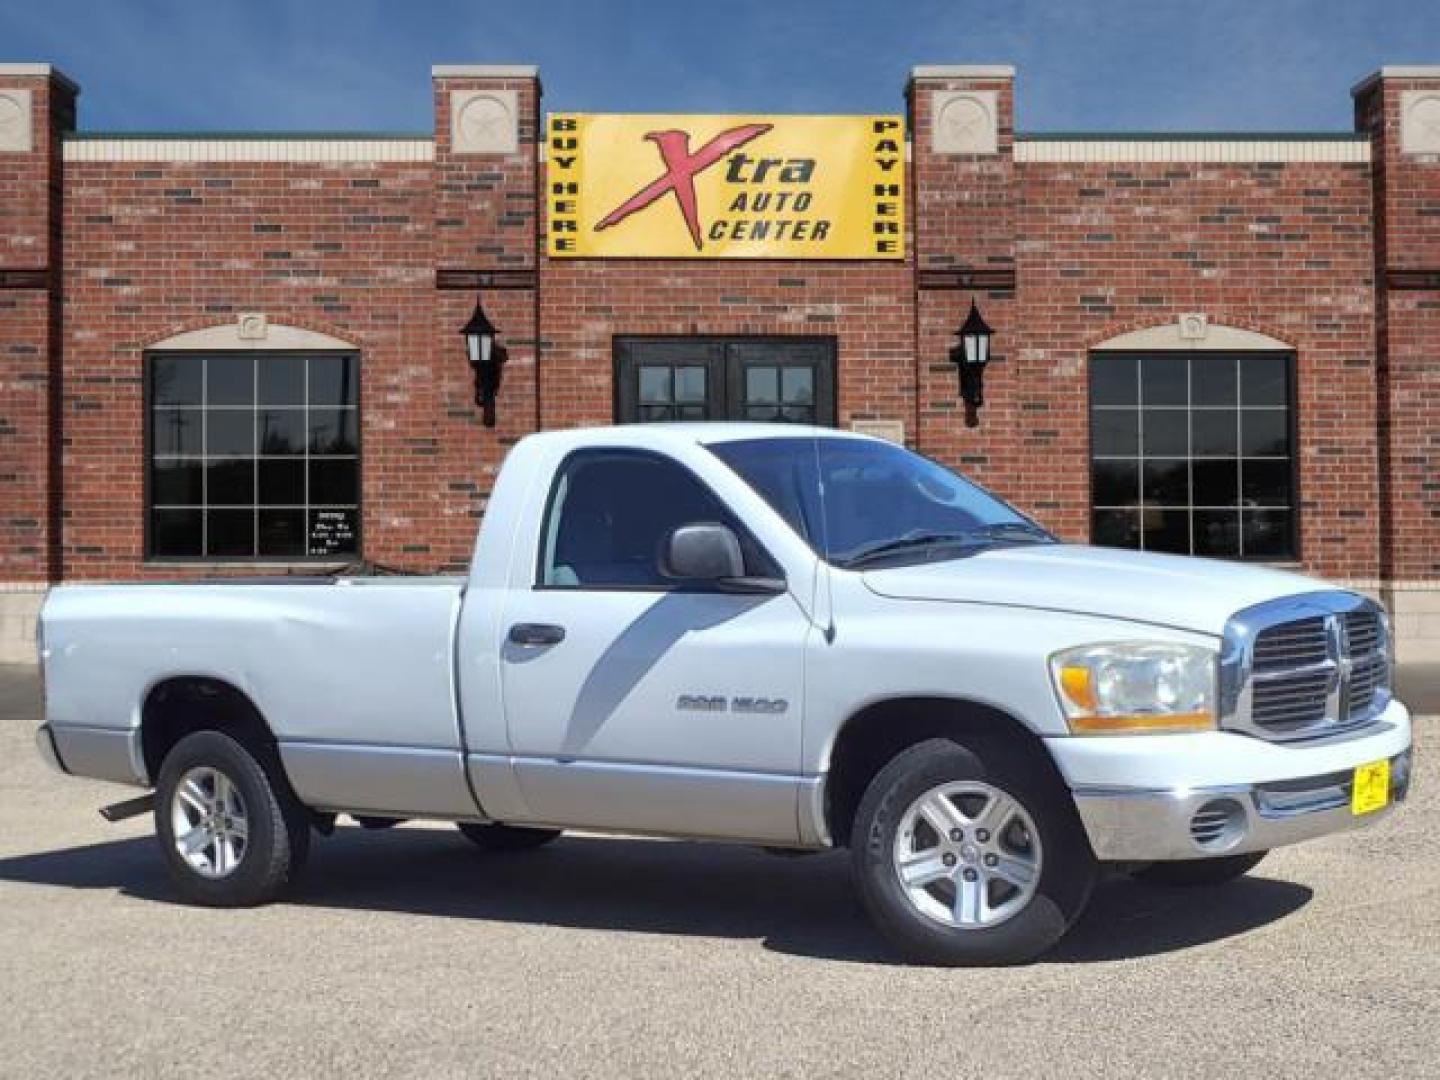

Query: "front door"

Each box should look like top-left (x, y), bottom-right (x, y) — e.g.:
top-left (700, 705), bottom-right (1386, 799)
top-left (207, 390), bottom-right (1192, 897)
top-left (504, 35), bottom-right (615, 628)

top-left (615, 337), bottom-right (837, 426)
top-left (497, 446), bottom-right (813, 844)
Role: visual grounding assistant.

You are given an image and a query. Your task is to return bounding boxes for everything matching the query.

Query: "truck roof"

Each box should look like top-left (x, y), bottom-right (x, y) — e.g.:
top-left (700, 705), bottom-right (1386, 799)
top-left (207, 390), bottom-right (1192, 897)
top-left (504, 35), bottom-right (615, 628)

top-left (518, 422), bottom-right (877, 452)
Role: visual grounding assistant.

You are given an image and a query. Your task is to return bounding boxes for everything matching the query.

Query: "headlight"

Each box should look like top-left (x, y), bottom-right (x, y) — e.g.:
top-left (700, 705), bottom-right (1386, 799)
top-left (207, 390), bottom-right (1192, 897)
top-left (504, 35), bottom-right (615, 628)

top-left (1050, 642), bottom-right (1216, 734)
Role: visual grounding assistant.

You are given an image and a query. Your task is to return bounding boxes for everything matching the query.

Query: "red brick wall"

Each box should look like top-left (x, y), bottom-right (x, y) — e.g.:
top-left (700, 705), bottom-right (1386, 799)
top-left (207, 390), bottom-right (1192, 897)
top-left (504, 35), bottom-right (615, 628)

top-left (909, 73), bottom-right (1022, 535)
top-left (60, 155), bottom-right (436, 576)
top-left (911, 73), bottom-right (1015, 277)
top-left (53, 72), bottom-right (544, 579)
top-left (1013, 157), bottom-right (1379, 580)
top-left (0, 289), bottom-right (53, 580)
top-left (536, 258), bottom-right (915, 432)
top-left (1357, 75), bottom-right (1440, 582)
top-left (426, 72), bottom-right (540, 569)
top-left (5, 63), bottom-right (1434, 591)
top-left (432, 75), bottom-right (539, 267)
top-left (909, 74), bottom-right (1380, 581)
top-left (0, 72), bottom-right (72, 583)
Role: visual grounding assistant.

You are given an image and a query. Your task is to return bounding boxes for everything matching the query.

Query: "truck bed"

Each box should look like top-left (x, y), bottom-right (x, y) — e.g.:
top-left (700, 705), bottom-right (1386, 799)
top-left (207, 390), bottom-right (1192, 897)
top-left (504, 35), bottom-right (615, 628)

top-left (41, 577), bottom-right (471, 811)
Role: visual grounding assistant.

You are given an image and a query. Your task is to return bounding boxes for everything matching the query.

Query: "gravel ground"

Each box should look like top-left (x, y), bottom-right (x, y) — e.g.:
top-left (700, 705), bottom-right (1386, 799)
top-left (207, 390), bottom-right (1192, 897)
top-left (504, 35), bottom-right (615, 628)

top-left (1, 664), bottom-right (1435, 1079)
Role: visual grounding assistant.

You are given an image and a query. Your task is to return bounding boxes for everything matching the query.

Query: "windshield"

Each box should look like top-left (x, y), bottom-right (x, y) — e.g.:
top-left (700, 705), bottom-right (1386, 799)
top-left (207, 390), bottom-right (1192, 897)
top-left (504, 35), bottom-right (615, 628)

top-left (709, 437), bottom-right (1055, 569)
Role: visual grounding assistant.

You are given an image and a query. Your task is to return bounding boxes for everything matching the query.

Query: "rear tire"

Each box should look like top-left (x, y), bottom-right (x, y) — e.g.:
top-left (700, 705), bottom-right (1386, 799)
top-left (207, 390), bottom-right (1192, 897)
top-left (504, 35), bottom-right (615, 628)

top-left (1128, 851), bottom-right (1267, 886)
top-left (851, 737), bottom-right (1096, 966)
top-left (154, 730), bottom-right (310, 907)
top-left (456, 822), bottom-right (562, 852)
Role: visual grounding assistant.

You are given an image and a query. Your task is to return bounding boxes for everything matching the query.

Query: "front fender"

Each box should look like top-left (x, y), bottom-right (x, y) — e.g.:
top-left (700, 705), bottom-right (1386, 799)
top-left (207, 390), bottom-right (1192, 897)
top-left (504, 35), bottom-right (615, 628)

top-left (804, 579), bottom-right (1220, 776)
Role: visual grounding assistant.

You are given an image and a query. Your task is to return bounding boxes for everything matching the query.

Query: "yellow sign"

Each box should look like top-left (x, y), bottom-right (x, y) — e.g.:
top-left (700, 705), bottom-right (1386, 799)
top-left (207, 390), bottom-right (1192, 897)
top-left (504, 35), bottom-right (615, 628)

top-left (1351, 759), bottom-right (1390, 816)
top-left (547, 113), bottom-right (905, 259)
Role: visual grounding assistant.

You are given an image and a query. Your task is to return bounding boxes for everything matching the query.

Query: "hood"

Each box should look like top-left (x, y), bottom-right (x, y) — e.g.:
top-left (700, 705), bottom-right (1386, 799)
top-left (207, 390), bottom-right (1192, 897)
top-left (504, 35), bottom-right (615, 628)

top-left (861, 544), bottom-right (1329, 636)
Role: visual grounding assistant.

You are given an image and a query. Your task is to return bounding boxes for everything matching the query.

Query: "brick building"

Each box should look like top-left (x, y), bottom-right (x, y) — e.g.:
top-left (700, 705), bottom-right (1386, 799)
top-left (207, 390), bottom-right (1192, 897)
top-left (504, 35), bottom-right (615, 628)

top-left (1, 62), bottom-right (1437, 662)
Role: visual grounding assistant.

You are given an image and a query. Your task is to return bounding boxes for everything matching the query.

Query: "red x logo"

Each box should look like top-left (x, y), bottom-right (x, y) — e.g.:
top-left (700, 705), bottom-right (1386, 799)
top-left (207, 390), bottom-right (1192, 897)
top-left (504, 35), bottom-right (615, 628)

top-left (595, 123), bottom-right (773, 251)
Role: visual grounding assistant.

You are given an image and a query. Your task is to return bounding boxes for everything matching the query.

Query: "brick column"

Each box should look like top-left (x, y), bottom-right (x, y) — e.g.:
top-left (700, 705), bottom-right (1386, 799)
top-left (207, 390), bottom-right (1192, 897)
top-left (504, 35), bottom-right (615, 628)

top-left (408, 65), bottom-right (540, 570)
top-left (908, 67), bottom-right (1026, 512)
top-left (1354, 66), bottom-right (1440, 661)
top-left (0, 64), bottom-right (75, 658)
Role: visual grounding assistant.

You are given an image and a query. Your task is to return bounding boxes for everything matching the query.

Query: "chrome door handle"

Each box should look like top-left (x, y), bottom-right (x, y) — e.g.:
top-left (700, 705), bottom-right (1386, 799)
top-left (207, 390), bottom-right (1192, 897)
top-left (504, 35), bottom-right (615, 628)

top-left (508, 623), bottom-right (566, 647)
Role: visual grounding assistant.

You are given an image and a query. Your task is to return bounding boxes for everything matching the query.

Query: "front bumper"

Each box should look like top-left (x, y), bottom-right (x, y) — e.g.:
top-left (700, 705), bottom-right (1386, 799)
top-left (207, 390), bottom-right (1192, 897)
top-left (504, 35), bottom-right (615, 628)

top-left (1049, 700), bottom-right (1413, 861)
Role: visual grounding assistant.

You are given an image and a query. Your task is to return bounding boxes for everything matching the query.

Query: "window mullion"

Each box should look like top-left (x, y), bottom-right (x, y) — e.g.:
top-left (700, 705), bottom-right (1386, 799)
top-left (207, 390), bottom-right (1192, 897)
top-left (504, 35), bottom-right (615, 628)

top-left (1136, 358), bottom-right (1145, 551)
top-left (253, 354), bottom-right (260, 557)
top-left (1236, 357), bottom-right (1245, 558)
top-left (201, 358), bottom-right (209, 557)
top-left (304, 356), bottom-right (311, 557)
top-left (1186, 355), bottom-right (1195, 556)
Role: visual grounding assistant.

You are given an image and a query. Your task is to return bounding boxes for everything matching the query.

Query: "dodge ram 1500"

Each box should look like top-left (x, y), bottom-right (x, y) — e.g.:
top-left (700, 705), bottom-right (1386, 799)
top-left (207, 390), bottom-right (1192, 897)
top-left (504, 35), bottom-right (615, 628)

top-left (36, 424), bottom-right (1412, 964)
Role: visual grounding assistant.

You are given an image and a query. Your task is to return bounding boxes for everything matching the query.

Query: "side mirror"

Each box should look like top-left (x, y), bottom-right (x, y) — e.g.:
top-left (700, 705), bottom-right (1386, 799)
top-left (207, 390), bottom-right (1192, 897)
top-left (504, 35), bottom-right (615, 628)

top-left (660, 523), bottom-right (785, 595)
top-left (662, 523), bottom-right (745, 580)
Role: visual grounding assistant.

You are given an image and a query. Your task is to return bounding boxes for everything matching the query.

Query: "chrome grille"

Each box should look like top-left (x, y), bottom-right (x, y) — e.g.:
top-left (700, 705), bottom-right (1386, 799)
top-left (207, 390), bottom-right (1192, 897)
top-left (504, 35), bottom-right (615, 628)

top-left (1221, 592), bottom-right (1391, 742)
top-left (1344, 609), bottom-right (1381, 656)
top-left (1252, 617), bottom-right (1328, 671)
top-left (1347, 653), bottom-right (1387, 715)
top-left (1251, 669), bottom-right (1330, 728)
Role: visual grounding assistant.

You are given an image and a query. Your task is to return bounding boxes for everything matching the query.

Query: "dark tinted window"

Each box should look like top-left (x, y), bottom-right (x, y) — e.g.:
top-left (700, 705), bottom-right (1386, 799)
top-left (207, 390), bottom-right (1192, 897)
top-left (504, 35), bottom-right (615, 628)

top-left (539, 449), bottom-right (773, 589)
top-left (712, 437), bottom-right (1049, 567)
top-left (1089, 351), bottom-right (1295, 559)
top-left (705, 439), bottom-right (823, 547)
top-left (615, 337), bottom-right (836, 426)
top-left (638, 364), bottom-right (710, 422)
top-left (147, 353), bottom-right (360, 559)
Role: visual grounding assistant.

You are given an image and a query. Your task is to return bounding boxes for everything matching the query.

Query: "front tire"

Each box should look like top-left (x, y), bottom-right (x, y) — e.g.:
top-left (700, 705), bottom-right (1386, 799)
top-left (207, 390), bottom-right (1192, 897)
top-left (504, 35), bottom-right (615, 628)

top-left (154, 730), bottom-right (310, 907)
top-left (1128, 851), bottom-right (1267, 886)
top-left (851, 737), bottom-right (1096, 966)
top-left (457, 822), bottom-right (562, 852)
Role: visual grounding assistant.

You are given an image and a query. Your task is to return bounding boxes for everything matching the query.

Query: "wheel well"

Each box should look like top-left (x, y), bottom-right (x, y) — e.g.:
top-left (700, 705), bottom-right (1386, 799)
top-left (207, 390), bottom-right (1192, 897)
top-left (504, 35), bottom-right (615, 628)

top-left (824, 697), bottom-right (1062, 846)
top-left (141, 677), bottom-right (276, 781)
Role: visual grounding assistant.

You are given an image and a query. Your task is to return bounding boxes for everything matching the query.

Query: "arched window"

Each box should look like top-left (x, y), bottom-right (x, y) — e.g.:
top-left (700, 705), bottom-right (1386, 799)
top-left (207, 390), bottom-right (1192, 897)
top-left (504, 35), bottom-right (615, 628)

top-left (1088, 324), bottom-right (1296, 560)
top-left (144, 324), bottom-right (360, 560)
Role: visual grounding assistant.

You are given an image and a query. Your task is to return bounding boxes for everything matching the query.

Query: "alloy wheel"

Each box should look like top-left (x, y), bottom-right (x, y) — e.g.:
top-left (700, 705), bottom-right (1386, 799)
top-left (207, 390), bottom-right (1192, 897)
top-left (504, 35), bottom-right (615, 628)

top-left (891, 780), bottom-right (1043, 928)
top-left (170, 765), bottom-right (249, 878)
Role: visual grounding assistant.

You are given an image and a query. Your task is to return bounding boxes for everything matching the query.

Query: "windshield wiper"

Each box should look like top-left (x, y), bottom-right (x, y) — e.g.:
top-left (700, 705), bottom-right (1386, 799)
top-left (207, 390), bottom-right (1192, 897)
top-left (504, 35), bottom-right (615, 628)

top-left (966, 521), bottom-right (1055, 543)
top-left (834, 531), bottom-right (978, 569)
top-left (834, 522), bottom-right (1054, 569)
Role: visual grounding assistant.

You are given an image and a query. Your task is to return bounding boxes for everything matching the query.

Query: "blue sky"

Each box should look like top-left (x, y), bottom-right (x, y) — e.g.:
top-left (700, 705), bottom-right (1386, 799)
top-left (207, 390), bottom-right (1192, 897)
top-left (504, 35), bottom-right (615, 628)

top-left (3, 0), bottom-right (1436, 133)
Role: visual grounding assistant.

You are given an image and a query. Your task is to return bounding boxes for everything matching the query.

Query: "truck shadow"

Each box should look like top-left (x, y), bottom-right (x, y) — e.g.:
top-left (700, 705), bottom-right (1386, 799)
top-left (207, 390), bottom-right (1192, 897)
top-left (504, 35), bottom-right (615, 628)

top-left (0, 827), bottom-right (1312, 966)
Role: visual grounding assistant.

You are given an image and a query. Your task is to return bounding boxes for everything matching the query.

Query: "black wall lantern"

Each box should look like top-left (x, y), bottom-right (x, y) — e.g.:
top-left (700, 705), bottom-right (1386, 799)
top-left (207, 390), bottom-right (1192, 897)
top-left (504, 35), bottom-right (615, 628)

top-left (949, 299), bottom-right (994, 428)
top-left (461, 294), bottom-right (507, 428)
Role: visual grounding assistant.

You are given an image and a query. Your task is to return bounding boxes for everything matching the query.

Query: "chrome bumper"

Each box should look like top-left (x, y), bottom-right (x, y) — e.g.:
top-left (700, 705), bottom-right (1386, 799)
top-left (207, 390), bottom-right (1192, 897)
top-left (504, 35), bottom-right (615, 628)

top-left (1073, 749), bottom-right (1412, 861)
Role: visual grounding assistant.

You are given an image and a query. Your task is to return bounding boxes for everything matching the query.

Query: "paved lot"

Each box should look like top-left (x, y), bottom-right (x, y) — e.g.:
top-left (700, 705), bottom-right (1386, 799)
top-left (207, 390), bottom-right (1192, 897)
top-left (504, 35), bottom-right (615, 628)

top-left (1, 665), bottom-right (1436, 1080)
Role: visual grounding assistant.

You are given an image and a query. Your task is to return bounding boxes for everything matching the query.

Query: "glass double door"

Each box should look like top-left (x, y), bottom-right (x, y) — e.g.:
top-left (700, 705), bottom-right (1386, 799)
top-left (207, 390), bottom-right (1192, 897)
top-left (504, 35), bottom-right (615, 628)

top-left (614, 337), bottom-right (836, 426)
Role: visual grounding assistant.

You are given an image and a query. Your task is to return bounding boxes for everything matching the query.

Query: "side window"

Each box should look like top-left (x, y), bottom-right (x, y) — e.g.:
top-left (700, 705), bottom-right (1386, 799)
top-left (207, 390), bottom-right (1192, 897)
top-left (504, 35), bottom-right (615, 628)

top-left (539, 449), bottom-right (774, 589)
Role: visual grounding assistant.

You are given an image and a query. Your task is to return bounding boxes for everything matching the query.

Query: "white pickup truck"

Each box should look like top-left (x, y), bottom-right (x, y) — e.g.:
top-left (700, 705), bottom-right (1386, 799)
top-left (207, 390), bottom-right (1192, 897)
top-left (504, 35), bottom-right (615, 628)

top-left (36, 424), bottom-right (1411, 965)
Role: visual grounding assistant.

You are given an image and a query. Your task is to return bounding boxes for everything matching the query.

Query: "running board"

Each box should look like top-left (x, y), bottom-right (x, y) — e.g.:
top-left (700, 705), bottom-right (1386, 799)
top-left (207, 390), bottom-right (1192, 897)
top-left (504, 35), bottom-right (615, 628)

top-left (99, 793), bottom-right (156, 823)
